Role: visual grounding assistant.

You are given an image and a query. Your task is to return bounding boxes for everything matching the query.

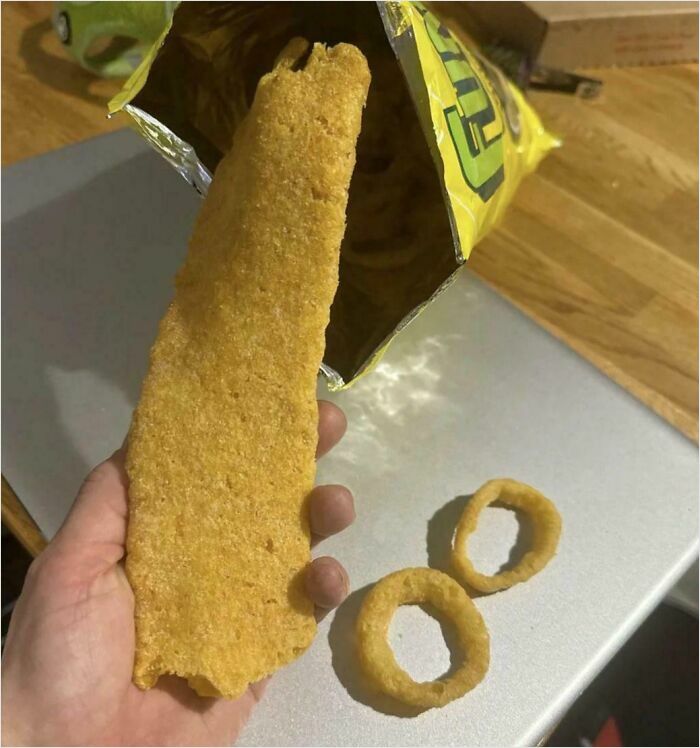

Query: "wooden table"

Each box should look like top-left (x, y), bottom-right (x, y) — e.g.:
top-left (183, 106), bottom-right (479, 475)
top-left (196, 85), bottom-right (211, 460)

top-left (475, 68), bottom-right (699, 444)
top-left (2, 1), bottom-right (698, 553)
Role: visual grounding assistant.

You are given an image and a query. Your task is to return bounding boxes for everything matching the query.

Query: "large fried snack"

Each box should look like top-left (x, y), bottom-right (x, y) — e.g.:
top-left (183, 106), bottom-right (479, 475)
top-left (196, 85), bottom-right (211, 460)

top-left (126, 42), bottom-right (370, 699)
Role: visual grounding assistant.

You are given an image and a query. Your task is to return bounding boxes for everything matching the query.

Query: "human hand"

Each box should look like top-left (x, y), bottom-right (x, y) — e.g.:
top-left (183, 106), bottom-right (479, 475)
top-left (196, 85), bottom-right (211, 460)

top-left (1, 401), bottom-right (354, 746)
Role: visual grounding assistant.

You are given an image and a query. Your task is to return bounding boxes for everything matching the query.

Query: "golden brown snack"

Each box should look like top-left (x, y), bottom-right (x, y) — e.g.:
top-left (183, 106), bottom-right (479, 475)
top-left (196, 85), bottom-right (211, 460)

top-left (451, 479), bottom-right (562, 593)
top-left (356, 568), bottom-right (490, 709)
top-left (126, 42), bottom-right (370, 699)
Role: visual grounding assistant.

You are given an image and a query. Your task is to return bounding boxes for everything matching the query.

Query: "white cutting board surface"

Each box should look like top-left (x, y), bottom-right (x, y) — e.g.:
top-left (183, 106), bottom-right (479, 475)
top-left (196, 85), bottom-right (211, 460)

top-left (2, 130), bottom-right (697, 746)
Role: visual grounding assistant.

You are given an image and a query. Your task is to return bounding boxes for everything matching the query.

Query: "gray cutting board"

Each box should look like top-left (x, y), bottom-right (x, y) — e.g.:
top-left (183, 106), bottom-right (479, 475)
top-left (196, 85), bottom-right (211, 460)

top-left (2, 130), bottom-right (697, 746)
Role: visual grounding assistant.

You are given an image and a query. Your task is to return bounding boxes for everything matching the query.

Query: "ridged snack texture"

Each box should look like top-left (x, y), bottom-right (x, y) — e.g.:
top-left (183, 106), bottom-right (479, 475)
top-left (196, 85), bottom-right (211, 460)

top-left (125, 42), bottom-right (370, 699)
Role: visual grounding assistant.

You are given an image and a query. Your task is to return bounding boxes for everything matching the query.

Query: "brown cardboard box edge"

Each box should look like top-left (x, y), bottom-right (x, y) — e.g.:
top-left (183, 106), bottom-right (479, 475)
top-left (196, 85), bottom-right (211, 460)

top-left (459, 1), bottom-right (698, 69)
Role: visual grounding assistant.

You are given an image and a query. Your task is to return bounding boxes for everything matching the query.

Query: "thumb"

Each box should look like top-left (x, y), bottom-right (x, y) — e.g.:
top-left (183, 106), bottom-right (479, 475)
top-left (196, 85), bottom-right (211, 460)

top-left (51, 446), bottom-right (130, 576)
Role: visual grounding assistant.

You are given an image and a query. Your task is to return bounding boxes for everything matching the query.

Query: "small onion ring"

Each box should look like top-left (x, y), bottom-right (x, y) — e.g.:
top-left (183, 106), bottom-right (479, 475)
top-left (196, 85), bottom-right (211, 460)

top-left (452, 479), bottom-right (562, 593)
top-left (356, 568), bottom-right (490, 709)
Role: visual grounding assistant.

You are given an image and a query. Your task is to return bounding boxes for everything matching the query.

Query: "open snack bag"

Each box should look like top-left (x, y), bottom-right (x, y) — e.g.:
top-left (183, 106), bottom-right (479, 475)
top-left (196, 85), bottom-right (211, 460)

top-left (110, 1), bottom-right (557, 388)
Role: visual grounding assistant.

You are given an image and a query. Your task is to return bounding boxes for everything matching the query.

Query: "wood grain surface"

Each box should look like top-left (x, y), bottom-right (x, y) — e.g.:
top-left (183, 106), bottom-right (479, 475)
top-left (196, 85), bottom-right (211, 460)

top-left (2, 477), bottom-right (47, 557)
top-left (1, 2), bottom-right (697, 550)
top-left (472, 68), bottom-right (698, 442)
top-left (1, 1), bottom-right (122, 165)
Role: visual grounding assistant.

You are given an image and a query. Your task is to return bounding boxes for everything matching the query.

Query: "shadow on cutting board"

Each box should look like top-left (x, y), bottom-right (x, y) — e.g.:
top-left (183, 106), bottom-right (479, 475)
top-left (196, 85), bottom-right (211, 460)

top-left (2, 147), bottom-right (196, 532)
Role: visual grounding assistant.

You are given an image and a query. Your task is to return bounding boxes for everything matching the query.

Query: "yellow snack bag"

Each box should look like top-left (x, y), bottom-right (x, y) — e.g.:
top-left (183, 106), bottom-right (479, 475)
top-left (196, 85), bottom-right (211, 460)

top-left (110, 1), bottom-right (556, 387)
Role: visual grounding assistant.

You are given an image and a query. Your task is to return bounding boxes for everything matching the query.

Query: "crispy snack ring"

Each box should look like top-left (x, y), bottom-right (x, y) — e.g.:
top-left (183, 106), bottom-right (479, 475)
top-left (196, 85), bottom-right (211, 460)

top-left (356, 568), bottom-right (490, 709)
top-left (452, 479), bottom-right (562, 593)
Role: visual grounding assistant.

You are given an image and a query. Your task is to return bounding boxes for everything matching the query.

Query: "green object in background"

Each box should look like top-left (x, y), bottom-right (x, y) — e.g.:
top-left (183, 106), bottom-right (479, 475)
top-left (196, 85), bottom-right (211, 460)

top-left (52, 1), bottom-right (176, 78)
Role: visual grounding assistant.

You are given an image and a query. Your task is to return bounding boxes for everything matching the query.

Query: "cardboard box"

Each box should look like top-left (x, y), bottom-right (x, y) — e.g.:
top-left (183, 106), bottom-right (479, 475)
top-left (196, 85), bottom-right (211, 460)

top-left (460, 1), bottom-right (699, 68)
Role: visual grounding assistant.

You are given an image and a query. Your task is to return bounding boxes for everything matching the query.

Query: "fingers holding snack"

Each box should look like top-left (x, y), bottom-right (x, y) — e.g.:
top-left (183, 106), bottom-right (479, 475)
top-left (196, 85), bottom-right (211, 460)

top-left (309, 409), bottom-right (355, 616)
top-left (309, 484), bottom-right (355, 544)
top-left (306, 556), bottom-right (350, 618)
top-left (317, 400), bottom-right (347, 457)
